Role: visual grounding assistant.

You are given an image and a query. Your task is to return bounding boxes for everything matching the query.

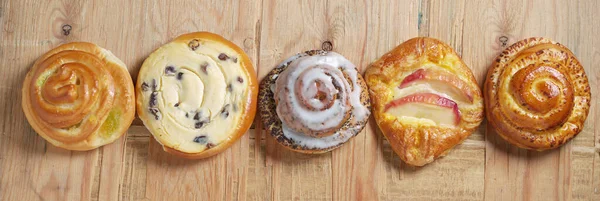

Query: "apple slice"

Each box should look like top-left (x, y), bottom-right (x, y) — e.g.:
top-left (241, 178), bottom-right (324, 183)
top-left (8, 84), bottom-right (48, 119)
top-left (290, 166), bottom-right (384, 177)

top-left (400, 68), bottom-right (474, 103)
top-left (384, 93), bottom-right (461, 125)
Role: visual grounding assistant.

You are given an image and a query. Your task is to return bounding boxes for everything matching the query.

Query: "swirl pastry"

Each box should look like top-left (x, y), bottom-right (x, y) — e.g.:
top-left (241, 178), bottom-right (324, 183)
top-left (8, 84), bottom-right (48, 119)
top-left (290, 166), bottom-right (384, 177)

top-left (136, 32), bottom-right (257, 159)
top-left (259, 50), bottom-right (371, 153)
top-left (21, 42), bottom-right (135, 150)
top-left (485, 37), bottom-right (591, 150)
top-left (365, 37), bottom-right (484, 166)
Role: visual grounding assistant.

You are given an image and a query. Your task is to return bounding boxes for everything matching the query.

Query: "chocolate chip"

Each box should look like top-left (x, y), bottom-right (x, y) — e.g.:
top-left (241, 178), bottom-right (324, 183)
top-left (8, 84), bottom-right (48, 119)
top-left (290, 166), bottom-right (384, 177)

top-left (193, 135), bottom-right (207, 144)
top-left (232, 57), bottom-right (238, 63)
top-left (189, 39), bottom-right (200, 50)
top-left (185, 113), bottom-right (189, 118)
top-left (141, 82), bottom-right (149, 91)
top-left (174, 103), bottom-right (179, 107)
top-left (177, 72), bottom-right (184, 80)
top-left (237, 76), bottom-right (244, 83)
top-left (151, 79), bottom-right (157, 91)
top-left (201, 63), bottom-right (209, 74)
top-left (221, 104), bottom-right (230, 118)
top-left (227, 83), bottom-right (233, 92)
top-left (195, 121), bottom-right (206, 129)
top-left (218, 53), bottom-right (229, 61)
top-left (206, 143), bottom-right (215, 149)
top-left (149, 108), bottom-right (161, 120)
top-left (193, 111), bottom-right (202, 120)
top-left (165, 66), bottom-right (176, 76)
top-left (149, 92), bottom-right (158, 107)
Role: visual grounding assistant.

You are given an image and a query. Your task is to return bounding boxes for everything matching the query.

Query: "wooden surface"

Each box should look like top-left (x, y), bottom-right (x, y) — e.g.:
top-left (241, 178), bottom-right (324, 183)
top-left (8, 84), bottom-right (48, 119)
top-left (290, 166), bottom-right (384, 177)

top-left (1, 0), bottom-right (598, 200)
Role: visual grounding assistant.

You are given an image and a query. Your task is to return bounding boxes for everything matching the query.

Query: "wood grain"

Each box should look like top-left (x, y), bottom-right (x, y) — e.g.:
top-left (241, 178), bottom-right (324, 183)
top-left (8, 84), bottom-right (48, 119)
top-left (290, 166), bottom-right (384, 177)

top-left (0, 0), bottom-right (598, 200)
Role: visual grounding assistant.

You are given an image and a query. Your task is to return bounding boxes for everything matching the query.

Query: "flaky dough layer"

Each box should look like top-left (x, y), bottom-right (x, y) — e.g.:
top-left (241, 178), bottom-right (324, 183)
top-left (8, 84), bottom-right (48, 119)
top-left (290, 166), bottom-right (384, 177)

top-left (485, 37), bottom-right (590, 150)
top-left (22, 42), bottom-right (135, 150)
top-left (365, 37), bottom-right (484, 166)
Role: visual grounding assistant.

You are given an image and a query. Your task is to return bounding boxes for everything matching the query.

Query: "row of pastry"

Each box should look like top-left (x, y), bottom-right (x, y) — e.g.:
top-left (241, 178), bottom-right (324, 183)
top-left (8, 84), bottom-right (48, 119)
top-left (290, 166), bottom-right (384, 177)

top-left (22, 32), bottom-right (590, 166)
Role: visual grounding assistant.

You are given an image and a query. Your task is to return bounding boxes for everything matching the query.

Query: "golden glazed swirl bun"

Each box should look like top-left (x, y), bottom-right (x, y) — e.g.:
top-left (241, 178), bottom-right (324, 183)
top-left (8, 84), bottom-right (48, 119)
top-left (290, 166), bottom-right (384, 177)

top-left (259, 50), bottom-right (371, 153)
top-left (136, 32), bottom-right (257, 159)
top-left (365, 37), bottom-right (484, 166)
top-left (485, 37), bottom-right (591, 150)
top-left (22, 42), bottom-right (135, 150)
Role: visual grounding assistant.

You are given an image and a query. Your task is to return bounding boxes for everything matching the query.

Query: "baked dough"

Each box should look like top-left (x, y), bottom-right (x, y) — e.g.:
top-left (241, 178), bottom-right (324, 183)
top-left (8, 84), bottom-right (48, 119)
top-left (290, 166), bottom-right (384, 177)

top-left (259, 50), bottom-right (371, 153)
top-left (136, 32), bottom-right (257, 159)
top-left (365, 37), bottom-right (484, 166)
top-left (22, 42), bottom-right (135, 150)
top-left (485, 37), bottom-right (591, 150)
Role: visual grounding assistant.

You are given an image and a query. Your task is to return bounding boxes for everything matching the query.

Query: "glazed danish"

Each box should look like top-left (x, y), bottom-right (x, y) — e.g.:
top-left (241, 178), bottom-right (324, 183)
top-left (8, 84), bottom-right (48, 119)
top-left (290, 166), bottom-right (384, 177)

top-left (259, 50), bottom-right (371, 153)
top-left (22, 42), bottom-right (135, 150)
top-left (485, 37), bottom-right (591, 150)
top-left (365, 37), bottom-right (484, 166)
top-left (136, 32), bottom-right (257, 159)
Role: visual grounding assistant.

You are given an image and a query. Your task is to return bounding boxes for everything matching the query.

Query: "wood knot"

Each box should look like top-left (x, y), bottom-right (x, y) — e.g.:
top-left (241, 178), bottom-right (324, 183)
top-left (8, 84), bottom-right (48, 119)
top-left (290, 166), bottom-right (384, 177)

top-left (322, 41), bottom-right (333, 51)
top-left (62, 24), bottom-right (72, 36)
top-left (499, 36), bottom-right (509, 47)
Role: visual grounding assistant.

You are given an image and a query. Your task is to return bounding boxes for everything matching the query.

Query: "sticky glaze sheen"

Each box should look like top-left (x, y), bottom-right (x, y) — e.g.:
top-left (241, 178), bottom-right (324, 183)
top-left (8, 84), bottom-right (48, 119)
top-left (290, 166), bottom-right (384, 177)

top-left (274, 51), bottom-right (369, 149)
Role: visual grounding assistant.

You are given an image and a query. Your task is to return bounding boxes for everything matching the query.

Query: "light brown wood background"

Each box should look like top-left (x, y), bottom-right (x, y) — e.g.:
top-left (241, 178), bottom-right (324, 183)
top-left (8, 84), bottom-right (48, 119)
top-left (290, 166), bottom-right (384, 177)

top-left (0, 0), bottom-right (598, 200)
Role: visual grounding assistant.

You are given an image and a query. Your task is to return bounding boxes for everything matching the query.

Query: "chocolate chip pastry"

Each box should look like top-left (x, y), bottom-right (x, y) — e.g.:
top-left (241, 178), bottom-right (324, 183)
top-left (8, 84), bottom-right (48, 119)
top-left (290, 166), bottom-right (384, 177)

top-left (485, 37), bottom-right (591, 150)
top-left (22, 42), bottom-right (135, 150)
top-left (259, 50), bottom-right (371, 153)
top-left (136, 32), bottom-right (257, 159)
top-left (365, 37), bottom-right (484, 166)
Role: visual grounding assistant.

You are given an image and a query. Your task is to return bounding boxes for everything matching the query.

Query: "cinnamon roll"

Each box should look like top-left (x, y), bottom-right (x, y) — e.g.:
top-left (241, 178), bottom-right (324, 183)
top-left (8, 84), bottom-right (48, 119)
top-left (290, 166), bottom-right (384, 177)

top-left (365, 37), bottom-right (484, 166)
top-left (136, 32), bottom-right (257, 159)
top-left (259, 50), bottom-right (371, 153)
top-left (21, 42), bottom-right (135, 150)
top-left (485, 37), bottom-right (591, 150)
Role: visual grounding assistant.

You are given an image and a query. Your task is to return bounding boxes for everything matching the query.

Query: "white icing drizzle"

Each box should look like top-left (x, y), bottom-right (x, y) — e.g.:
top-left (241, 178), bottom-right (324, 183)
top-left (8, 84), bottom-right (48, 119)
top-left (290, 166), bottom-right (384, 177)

top-left (274, 51), bottom-right (369, 149)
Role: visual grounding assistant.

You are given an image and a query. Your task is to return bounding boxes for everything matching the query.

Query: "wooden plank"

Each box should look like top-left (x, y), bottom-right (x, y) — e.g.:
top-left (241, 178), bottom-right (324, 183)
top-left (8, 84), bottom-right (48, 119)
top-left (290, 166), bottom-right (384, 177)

top-left (457, 0), bottom-right (599, 200)
top-left (0, 0), bottom-right (599, 200)
top-left (379, 1), bottom-right (487, 200)
top-left (328, 1), bottom-right (418, 200)
top-left (0, 0), bottom-right (100, 200)
top-left (258, 2), bottom-right (334, 200)
top-left (140, 1), bottom-right (261, 201)
top-left (120, 126), bottom-right (151, 201)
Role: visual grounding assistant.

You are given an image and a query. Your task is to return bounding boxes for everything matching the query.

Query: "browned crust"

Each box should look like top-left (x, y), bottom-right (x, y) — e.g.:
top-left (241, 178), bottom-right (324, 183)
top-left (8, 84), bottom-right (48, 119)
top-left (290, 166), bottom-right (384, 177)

top-left (364, 37), bottom-right (484, 166)
top-left (22, 42), bottom-right (135, 151)
top-left (484, 37), bottom-right (591, 150)
top-left (258, 50), bottom-right (371, 154)
top-left (136, 32), bottom-right (258, 159)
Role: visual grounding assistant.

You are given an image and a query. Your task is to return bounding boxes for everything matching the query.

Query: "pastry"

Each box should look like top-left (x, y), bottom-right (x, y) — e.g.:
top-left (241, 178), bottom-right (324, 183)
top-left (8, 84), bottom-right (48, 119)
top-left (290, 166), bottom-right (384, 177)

top-left (365, 37), bottom-right (484, 166)
top-left (22, 42), bottom-right (135, 150)
top-left (259, 50), bottom-right (371, 153)
top-left (136, 32), bottom-right (257, 159)
top-left (485, 37), bottom-right (591, 150)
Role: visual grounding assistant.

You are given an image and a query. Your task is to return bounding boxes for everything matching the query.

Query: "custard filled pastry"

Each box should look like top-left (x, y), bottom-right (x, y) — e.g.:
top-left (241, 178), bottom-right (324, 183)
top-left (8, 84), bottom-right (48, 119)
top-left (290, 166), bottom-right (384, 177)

top-left (259, 50), bottom-right (371, 153)
top-left (22, 42), bottom-right (135, 150)
top-left (137, 32), bottom-right (257, 159)
top-left (365, 37), bottom-right (484, 166)
top-left (485, 37), bottom-right (590, 150)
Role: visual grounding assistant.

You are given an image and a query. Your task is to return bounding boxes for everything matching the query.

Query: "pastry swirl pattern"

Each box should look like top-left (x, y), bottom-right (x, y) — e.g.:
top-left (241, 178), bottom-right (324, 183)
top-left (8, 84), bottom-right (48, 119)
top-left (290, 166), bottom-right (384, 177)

top-left (136, 32), bottom-right (257, 158)
top-left (22, 42), bottom-right (135, 150)
top-left (485, 37), bottom-right (591, 150)
top-left (260, 50), bottom-right (370, 153)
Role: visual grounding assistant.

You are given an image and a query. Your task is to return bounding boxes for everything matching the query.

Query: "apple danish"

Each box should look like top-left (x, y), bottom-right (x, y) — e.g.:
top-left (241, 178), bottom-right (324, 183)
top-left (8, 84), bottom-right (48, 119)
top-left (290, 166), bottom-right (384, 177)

top-left (365, 37), bottom-right (484, 166)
